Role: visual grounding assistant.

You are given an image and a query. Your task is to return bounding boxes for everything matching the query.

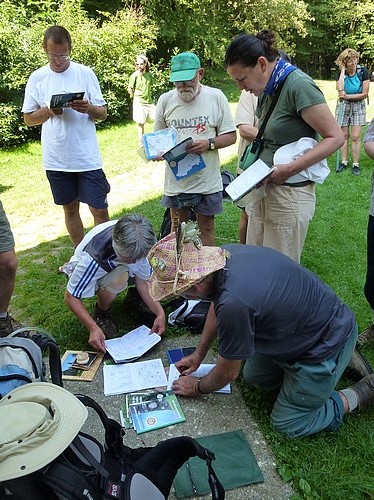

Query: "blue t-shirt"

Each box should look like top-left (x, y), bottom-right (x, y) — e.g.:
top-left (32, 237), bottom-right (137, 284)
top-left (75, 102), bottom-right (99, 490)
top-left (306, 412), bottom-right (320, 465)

top-left (336, 66), bottom-right (369, 95)
top-left (213, 244), bottom-right (356, 364)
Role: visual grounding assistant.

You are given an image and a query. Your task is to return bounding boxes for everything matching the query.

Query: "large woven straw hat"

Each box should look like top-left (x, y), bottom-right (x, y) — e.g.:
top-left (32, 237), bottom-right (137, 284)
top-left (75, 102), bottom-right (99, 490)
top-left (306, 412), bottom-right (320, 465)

top-left (0, 382), bottom-right (88, 481)
top-left (148, 224), bottom-right (229, 301)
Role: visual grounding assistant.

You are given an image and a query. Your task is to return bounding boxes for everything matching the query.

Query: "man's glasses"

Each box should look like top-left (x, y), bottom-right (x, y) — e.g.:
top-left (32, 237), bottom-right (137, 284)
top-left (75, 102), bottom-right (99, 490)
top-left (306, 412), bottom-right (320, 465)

top-left (46, 52), bottom-right (70, 62)
top-left (174, 72), bottom-right (198, 87)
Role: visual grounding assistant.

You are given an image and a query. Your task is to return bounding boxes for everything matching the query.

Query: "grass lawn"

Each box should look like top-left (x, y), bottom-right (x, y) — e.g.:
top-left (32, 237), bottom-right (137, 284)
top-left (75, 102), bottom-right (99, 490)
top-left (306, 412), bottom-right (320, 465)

top-left (1, 78), bottom-right (374, 499)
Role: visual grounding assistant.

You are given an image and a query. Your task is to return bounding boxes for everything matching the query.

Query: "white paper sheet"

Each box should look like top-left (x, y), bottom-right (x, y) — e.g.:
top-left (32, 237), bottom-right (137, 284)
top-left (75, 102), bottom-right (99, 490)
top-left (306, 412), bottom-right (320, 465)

top-left (167, 363), bottom-right (231, 394)
top-left (104, 325), bottom-right (161, 363)
top-left (103, 358), bottom-right (168, 396)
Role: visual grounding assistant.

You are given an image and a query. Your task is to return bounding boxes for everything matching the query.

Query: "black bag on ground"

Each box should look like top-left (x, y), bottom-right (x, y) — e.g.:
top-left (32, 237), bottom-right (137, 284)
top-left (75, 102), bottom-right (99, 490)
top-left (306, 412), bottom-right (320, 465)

top-left (158, 207), bottom-right (196, 240)
top-left (1, 393), bottom-right (225, 499)
top-left (123, 287), bottom-right (157, 328)
top-left (0, 327), bottom-right (62, 398)
top-left (167, 298), bottom-right (211, 332)
top-left (221, 170), bottom-right (235, 198)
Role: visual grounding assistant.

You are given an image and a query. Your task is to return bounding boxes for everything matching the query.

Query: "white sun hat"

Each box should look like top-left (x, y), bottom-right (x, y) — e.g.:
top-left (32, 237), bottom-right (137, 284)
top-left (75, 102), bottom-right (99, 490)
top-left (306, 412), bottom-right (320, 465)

top-left (274, 137), bottom-right (330, 184)
top-left (0, 382), bottom-right (88, 481)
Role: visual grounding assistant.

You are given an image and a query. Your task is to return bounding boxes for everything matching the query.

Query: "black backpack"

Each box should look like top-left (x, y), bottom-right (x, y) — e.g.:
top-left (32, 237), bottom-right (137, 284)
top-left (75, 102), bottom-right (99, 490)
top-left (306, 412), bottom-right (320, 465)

top-left (0, 327), bottom-right (62, 398)
top-left (158, 207), bottom-right (196, 240)
top-left (221, 170), bottom-right (235, 199)
top-left (167, 298), bottom-right (211, 332)
top-left (1, 394), bottom-right (224, 499)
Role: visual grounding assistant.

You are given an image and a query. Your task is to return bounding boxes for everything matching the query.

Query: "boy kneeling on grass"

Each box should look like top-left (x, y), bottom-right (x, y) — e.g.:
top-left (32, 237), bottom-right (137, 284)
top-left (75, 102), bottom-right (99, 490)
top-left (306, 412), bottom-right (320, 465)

top-left (64, 213), bottom-right (165, 352)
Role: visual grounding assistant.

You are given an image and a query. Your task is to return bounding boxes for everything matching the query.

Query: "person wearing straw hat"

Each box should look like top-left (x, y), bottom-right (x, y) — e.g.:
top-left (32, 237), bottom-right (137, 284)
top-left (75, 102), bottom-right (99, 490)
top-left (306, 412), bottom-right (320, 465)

top-left (148, 226), bottom-right (374, 438)
top-left (153, 52), bottom-right (236, 246)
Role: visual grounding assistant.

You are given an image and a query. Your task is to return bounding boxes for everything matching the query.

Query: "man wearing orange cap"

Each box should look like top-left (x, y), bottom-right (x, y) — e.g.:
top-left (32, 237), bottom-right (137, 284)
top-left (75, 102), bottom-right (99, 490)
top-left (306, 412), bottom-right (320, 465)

top-left (148, 227), bottom-right (373, 438)
top-left (153, 52), bottom-right (236, 246)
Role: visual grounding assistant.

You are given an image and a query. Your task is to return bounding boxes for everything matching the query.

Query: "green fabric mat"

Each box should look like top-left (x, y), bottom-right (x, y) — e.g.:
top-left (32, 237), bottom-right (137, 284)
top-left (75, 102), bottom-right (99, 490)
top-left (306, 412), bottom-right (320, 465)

top-left (173, 429), bottom-right (264, 498)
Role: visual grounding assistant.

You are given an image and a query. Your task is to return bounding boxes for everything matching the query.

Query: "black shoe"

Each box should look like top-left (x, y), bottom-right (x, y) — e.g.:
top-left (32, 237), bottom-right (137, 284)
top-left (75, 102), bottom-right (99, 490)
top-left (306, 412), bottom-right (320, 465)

top-left (357, 324), bottom-right (374, 346)
top-left (336, 162), bottom-right (347, 173)
top-left (92, 303), bottom-right (118, 339)
top-left (350, 373), bottom-right (374, 409)
top-left (344, 347), bottom-right (373, 381)
top-left (0, 314), bottom-right (22, 337)
top-left (352, 165), bottom-right (361, 176)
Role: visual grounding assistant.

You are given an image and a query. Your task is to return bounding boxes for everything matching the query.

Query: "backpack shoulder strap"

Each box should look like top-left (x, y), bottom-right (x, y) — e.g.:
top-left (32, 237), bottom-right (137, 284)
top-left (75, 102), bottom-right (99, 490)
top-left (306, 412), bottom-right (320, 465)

top-left (10, 327), bottom-right (63, 387)
top-left (41, 460), bottom-right (103, 500)
top-left (75, 394), bottom-right (124, 457)
top-left (192, 440), bottom-right (225, 500)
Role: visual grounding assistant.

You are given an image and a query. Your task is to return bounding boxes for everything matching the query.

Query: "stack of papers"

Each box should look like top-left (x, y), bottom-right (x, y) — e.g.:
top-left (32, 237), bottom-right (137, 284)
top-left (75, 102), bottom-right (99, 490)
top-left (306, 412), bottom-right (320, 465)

top-left (104, 325), bottom-right (161, 363)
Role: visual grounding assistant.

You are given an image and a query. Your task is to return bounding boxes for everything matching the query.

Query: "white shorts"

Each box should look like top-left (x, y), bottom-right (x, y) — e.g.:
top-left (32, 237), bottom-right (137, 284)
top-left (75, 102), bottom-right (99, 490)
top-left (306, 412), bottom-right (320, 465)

top-left (133, 102), bottom-right (156, 125)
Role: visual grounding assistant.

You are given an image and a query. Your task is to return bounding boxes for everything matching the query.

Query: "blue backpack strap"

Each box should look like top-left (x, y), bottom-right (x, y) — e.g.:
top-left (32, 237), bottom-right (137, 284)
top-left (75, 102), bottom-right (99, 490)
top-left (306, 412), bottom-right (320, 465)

top-left (0, 365), bottom-right (32, 398)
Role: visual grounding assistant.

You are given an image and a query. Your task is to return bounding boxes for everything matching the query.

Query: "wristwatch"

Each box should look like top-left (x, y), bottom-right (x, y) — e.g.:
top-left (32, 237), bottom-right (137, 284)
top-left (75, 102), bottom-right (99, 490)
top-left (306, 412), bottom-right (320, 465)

top-left (208, 138), bottom-right (215, 151)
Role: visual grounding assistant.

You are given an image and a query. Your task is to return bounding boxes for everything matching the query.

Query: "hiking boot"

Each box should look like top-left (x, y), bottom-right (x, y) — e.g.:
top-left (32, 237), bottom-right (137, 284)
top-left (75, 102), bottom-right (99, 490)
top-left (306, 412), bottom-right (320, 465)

top-left (357, 324), bottom-right (374, 346)
top-left (344, 347), bottom-right (373, 381)
top-left (352, 165), bottom-right (361, 176)
top-left (0, 313), bottom-right (22, 337)
top-left (336, 162), bottom-right (347, 173)
top-left (350, 373), bottom-right (374, 409)
top-left (92, 303), bottom-right (117, 339)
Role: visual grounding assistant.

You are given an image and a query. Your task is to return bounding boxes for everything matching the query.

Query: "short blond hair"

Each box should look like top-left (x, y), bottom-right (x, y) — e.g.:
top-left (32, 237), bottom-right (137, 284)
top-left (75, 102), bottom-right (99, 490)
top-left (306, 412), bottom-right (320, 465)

top-left (335, 48), bottom-right (359, 67)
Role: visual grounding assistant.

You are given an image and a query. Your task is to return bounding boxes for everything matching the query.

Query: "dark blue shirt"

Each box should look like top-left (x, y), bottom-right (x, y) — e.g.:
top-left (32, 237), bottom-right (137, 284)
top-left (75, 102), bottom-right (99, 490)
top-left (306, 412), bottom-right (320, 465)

top-left (213, 245), bottom-right (355, 364)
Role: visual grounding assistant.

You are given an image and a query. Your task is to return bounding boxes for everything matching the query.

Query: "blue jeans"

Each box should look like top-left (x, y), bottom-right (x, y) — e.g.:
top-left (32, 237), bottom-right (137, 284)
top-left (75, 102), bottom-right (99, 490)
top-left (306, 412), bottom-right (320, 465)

top-left (243, 323), bottom-right (358, 438)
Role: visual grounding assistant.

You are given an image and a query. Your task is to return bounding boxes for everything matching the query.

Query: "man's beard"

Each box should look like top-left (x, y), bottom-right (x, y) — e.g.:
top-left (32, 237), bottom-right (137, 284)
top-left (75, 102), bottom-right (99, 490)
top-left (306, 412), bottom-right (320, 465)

top-left (177, 86), bottom-right (199, 102)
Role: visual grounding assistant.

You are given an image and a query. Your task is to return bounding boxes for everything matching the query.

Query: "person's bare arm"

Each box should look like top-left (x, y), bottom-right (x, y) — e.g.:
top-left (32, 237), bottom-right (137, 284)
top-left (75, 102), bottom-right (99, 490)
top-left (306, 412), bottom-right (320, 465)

top-left (23, 107), bottom-right (57, 127)
top-left (135, 277), bottom-right (165, 335)
top-left (269, 103), bottom-right (345, 185)
top-left (172, 354), bottom-right (242, 396)
top-left (70, 99), bottom-right (107, 120)
top-left (186, 131), bottom-right (237, 155)
top-left (65, 290), bottom-right (106, 352)
top-left (238, 123), bottom-right (258, 143)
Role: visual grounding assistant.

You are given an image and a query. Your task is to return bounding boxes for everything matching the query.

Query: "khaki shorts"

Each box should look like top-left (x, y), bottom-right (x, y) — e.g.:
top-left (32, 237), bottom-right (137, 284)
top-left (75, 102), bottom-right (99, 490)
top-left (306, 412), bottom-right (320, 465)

top-left (0, 200), bottom-right (15, 253)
